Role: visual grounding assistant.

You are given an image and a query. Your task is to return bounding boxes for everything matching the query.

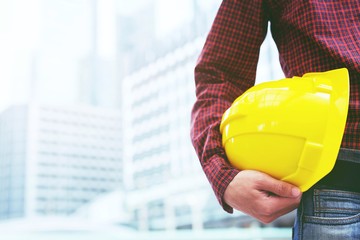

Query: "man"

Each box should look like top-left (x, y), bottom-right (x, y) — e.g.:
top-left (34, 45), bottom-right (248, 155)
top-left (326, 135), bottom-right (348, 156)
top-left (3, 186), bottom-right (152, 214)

top-left (190, 1), bottom-right (359, 239)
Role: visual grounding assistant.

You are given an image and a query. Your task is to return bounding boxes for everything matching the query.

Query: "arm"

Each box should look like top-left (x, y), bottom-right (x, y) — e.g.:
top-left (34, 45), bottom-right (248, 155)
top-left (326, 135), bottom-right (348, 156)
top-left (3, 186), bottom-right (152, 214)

top-left (190, 0), bottom-right (301, 221)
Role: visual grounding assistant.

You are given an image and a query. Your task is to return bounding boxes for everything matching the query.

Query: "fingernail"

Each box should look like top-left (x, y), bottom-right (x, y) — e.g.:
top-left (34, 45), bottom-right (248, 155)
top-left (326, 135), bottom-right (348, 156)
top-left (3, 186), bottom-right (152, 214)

top-left (292, 188), bottom-right (301, 197)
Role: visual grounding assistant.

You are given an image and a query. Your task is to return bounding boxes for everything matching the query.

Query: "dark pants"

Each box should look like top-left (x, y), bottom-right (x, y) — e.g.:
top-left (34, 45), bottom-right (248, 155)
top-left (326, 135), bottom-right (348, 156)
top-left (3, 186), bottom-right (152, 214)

top-left (293, 148), bottom-right (360, 240)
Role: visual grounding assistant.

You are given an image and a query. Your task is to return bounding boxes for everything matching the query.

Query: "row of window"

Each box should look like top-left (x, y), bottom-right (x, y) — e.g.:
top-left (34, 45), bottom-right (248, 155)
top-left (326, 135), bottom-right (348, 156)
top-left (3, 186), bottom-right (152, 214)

top-left (40, 129), bottom-right (121, 141)
top-left (132, 144), bottom-right (169, 162)
top-left (132, 106), bottom-right (168, 126)
top-left (40, 118), bottom-right (121, 131)
top-left (39, 151), bottom-right (121, 161)
top-left (130, 49), bottom-right (197, 91)
top-left (40, 107), bottom-right (121, 122)
top-left (132, 124), bottom-right (169, 143)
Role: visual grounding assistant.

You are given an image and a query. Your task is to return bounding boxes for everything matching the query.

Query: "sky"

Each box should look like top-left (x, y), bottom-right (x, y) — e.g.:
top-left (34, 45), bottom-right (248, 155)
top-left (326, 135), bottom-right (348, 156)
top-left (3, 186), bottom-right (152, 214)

top-left (0, 0), bottom-right (279, 112)
top-left (0, 0), bottom-right (202, 112)
top-left (155, 0), bottom-right (194, 38)
top-left (0, 0), bottom-right (41, 110)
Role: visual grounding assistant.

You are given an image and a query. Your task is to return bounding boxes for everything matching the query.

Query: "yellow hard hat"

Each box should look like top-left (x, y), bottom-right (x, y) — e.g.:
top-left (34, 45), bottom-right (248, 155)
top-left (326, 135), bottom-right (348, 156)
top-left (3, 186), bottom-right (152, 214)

top-left (220, 68), bottom-right (349, 192)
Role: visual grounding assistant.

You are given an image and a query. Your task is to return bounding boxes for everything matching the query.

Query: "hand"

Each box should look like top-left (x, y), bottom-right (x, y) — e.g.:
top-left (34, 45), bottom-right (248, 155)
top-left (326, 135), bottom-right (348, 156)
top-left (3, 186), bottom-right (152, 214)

top-left (224, 170), bottom-right (302, 224)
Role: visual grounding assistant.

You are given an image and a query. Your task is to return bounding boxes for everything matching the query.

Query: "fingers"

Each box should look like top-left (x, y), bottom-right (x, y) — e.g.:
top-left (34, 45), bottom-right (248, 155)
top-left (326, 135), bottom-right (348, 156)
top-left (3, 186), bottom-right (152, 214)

top-left (224, 170), bottom-right (302, 224)
top-left (255, 172), bottom-right (301, 198)
top-left (256, 195), bottom-right (301, 224)
top-left (247, 171), bottom-right (302, 223)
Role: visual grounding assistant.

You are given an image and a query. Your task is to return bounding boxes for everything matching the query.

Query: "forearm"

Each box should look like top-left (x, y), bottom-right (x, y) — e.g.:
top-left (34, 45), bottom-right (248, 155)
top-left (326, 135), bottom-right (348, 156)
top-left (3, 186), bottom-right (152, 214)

top-left (190, 79), bottom-right (240, 212)
top-left (190, 0), bottom-right (269, 212)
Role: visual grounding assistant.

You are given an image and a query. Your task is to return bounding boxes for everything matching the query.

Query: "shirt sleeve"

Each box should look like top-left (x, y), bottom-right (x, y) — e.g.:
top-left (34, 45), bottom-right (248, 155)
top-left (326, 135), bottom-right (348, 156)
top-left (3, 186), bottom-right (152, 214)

top-left (190, 0), bottom-right (269, 213)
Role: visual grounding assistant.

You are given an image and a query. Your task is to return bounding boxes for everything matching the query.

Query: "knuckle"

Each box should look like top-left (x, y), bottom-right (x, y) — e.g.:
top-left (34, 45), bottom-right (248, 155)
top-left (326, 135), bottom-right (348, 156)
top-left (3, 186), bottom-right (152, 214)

top-left (254, 174), bottom-right (267, 186)
top-left (261, 206), bottom-right (273, 217)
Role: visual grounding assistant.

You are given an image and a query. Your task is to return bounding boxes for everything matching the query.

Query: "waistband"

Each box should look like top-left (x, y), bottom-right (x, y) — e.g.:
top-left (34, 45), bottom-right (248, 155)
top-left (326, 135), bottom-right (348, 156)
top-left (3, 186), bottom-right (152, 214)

top-left (337, 148), bottom-right (360, 164)
top-left (315, 148), bottom-right (360, 193)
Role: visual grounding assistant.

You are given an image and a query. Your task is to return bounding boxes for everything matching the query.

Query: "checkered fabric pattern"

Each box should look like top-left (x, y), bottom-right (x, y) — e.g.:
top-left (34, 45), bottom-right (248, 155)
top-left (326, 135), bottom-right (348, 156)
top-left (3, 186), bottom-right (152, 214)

top-left (191, 0), bottom-right (360, 213)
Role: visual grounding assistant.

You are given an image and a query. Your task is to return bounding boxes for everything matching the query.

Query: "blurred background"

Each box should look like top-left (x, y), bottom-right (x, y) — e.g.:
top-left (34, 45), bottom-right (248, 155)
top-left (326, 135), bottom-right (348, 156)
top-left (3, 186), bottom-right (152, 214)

top-left (0, 0), bottom-right (291, 239)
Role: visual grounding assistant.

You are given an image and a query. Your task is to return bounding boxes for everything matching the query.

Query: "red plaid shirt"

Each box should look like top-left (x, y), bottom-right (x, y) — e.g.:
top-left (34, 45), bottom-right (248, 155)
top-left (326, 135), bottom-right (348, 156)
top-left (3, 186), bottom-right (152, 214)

top-left (191, 0), bottom-right (360, 213)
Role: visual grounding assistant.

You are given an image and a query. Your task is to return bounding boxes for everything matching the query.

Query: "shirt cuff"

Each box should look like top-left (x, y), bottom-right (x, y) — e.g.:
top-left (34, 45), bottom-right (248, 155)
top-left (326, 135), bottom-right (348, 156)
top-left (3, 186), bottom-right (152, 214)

top-left (203, 155), bottom-right (240, 213)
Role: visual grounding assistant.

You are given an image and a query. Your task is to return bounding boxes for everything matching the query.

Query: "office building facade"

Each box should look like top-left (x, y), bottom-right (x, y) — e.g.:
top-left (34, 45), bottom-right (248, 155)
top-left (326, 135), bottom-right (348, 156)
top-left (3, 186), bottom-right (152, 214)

top-left (120, 1), bottom-right (284, 231)
top-left (0, 104), bottom-right (122, 220)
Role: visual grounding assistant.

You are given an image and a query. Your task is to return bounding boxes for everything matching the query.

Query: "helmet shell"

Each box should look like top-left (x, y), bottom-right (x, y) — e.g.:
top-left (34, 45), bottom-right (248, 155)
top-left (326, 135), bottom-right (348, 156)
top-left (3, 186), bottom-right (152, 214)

top-left (220, 68), bottom-right (349, 191)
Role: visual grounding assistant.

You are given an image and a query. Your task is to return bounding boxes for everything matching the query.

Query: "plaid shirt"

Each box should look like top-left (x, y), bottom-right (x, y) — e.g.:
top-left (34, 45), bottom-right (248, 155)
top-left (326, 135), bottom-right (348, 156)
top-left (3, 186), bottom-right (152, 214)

top-left (191, 0), bottom-right (360, 213)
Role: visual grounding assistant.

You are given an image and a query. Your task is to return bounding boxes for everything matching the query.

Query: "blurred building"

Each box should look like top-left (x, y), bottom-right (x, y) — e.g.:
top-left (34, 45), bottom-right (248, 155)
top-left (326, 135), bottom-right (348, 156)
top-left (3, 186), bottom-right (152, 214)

top-left (0, 0), bottom-right (290, 231)
top-left (78, 0), bottom-right (120, 108)
top-left (0, 104), bottom-right (122, 220)
top-left (120, 1), bottom-right (249, 231)
top-left (0, 106), bottom-right (27, 220)
top-left (122, 32), bottom-right (250, 231)
top-left (120, 0), bottom-right (286, 231)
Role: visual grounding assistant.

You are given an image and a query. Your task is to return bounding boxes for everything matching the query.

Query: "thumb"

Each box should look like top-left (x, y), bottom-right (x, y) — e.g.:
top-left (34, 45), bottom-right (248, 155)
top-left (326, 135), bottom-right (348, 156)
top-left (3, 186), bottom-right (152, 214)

top-left (260, 174), bottom-right (301, 198)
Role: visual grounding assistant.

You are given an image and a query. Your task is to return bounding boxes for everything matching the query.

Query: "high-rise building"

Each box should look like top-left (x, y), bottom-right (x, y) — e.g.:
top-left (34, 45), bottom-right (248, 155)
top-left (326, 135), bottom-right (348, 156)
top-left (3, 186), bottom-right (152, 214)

top-left (116, 1), bottom-right (157, 79)
top-left (0, 104), bottom-right (122, 220)
top-left (121, 1), bottom-right (240, 231)
top-left (78, 0), bottom-right (120, 108)
top-left (0, 106), bottom-right (28, 219)
top-left (120, 1), bottom-right (285, 231)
